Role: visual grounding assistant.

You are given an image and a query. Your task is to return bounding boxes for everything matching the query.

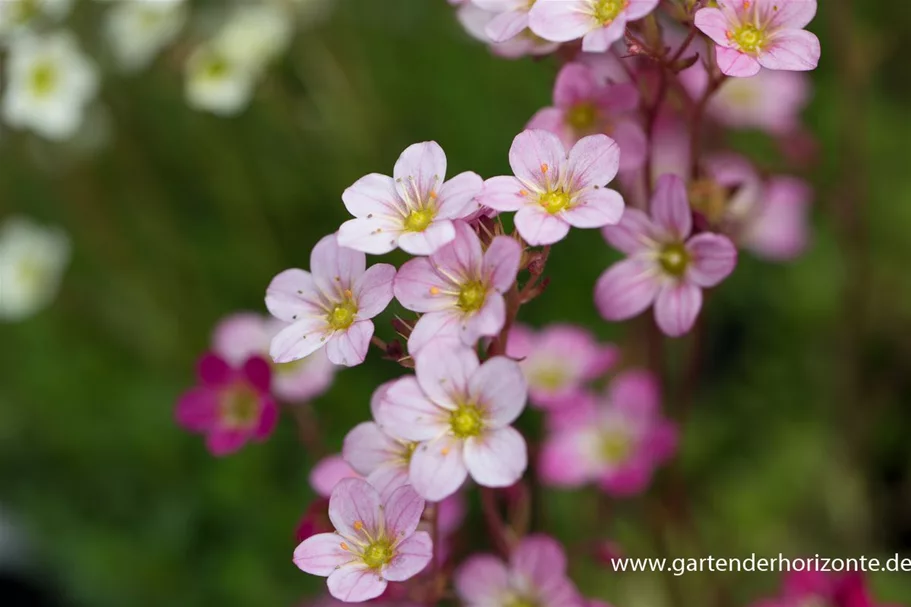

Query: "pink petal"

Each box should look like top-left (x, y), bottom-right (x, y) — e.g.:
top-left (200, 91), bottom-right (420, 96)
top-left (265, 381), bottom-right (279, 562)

top-left (376, 376), bottom-right (450, 442)
top-left (369, 380), bottom-right (395, 421)
top-left (685, 233), bottom-right (737, 287)
top-left (394, 257), bottom-right (455, 313)
top-left (433, 220), bottom-right (484, 279)
top-left (406, 311), bottom-right (461, 355)
top-left (310, 233), bottom-right (366, 295)
top-left (469, 356), bottom-right (528, 428)
top-left (553, 62), bottom-right (598, 109)
top-left (625, 0), bottom-right (660, 20)
top-left (269, 317), bottom-right (331, 364)
top-left (598, 82), bottom-right (640, 114)
top-left (464, 426), bottom-right (527, 488)
top-left (478, 175), bottom-right (528, 212)
top-left (514, 205), bottom-right (571, 246)
top-left (254, 397), bottom-right (278, 440)
top-left (539, 429), bottom-right (598, 486)
top-left (653, 282), bottom-right (702, 337)
top-left (337, 218), bottom-right (401, 255)
top-left (744, 176), bottom-right (811, 260)
top-left (566, 134), bottom-right (620, 191)
top-left (608, 369), bottom-right (660, 419)
top-left (651, 173), bottom-right (692, 239)
top-left (311, 455), bottom-right (360, 498)
top-left (580, 17), bottom-right (625, 52)
top-left (293, 532), bottom-right (355, 576)
top-left (454, 555), bottom-right (510, 603)
top-left (529, 0), bottom-right (595, 43)
top-left (354, 263), bottom-right (396, 319)
top-left (415, 342), bottom-right (479, 410)
top-left (461, 292), bottom-right (506, 345)
top-left (397, 220), bottom-right (457, 256)
top-left (241, 356), bottom-right (271, 393)
top-left (562, 187), bottom-right (624, 228)
top-left (485, 9), bottom-right (529, 43)
top-left (175, 388), bottom-right (217, 432)
top-left (265, 268), bottom-right (323, 322)
top-left (198, 352), bottom-right (232, 387)
top-left (383, 483), bottom-right (426, 539)
top-left (758, 30), bottom-right (820, 72)
top-left (594, 258), bottom-right (661, 321)
top-left (342, 422), bottom-right (401, 476)
top-left (693, 8), bottom-right (733, 47)
top-left (526, 107), bottom-right (572, 148)
top-left (385, 531), bottom-right (433, 582)
top-left (211, 313), bottom-right (269, 365)
top-left (436, 171), bottom-right (484, 220)
top-left (328, 477), bottom-right (382, 539)
top-left (510, 535), bottom-right (569, 587)
top-left (365, 465), bottom-right (409, 502)
top-left (602, 207), bottom-right (656, 254)
top-left (643, 420), bottom-right (679, 463)
top-left (325, 320), bottom-right (373, 367)
top-left (717, 46), bottom-right (762, 77)
top-left (206, 428), bottom-right (249, 456)
top-left (483, 235), bottom-right (522, 293)
top-left (762, 0), bottom-right (817, 30)
top-left (599, 458), bottom-right (654, 496)
top-left (612, 120), bottom-right (648, 172)
top-left (508, 129), bottom-right (567, 190)
top-left (393, 141), bottom-right (448, 202)
top-left (409, 435), bottom-right (469, 501)
top-left (342, 173), bottom-right (401, 219)
top-left (327, 565), bottom-right (387, 603)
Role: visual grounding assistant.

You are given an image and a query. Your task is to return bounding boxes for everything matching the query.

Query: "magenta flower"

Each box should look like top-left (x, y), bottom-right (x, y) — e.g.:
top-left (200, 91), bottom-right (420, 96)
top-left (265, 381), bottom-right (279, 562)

top-left (394, 221), bottom-right (521, 353)
top-left (694, 0), bottom-right (820, 77)
top-left (175, 353), bottom-right (278, 456)
top-left (374, 343), bottom-right (528, 501)
top-left (539, 370), bottom-right (677, 495)
top-left (454, 535), bottom-right (582, 607)
top-left (595, 174), bottom-right (737, 337)
top-left (527, 62), bottom-right (646, 172)
top-left (310, 454), bottom-right (363, 498)
top-left (266, 233), bottom-right (396, 367)
top-left (752, 570), bottom-right (892, 607)
top-left (479, 130), bottom-right (624, 246)
top-left (212, 312), bottom-right (337, 403)
top-left (529, 0), bottom-right (660, 52)
top-left (506, 323), bottom-right (618, 409)
top-left (338, 142), bottom-right (483, 256)
top-left (294, 478), bottom-right (432, 603)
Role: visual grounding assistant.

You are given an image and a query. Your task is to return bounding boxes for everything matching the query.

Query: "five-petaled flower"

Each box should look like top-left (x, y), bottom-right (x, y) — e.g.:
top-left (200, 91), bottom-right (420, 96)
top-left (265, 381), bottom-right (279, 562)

top-left (338, 141), bottom-right (483, 256)
top-left (294, 478), bottom-right (433, 603)
top-left (529, 0), bottom-right (661, 52)
top-left (694, 0), bottom-right (820, 77)
top-left (479, 129), bottom-right (624, 246)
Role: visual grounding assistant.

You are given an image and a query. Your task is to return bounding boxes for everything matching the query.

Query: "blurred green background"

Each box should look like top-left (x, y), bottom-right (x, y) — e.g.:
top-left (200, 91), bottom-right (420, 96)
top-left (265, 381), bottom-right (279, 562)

top-left (1, 0), bottom-right (909, 606)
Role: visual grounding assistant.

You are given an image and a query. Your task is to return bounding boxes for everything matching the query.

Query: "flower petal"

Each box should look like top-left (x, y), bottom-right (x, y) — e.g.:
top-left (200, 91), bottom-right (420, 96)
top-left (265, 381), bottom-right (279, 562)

top-left (510, 535), bottom-right (569, 588)
top-left (242, 356), bottom-right (271, 393)
top-left (464, 426), bottom-right (527, 488)
top-left (653, 282), bottom-right (702, 337)
top-left (394, 141), bottom-right (447, 202)
top-left (354, 263), bottom-right (396, 319)
top-left (342, 173), bottom-right (401, 219)
top-left (385, 531), bottom-right (433, 582)
top-left (651, 173), bottom-right (692, 239)
top-left (343, 422), bottom-right (401, 476)
top-left (211, 313), bottom-right (269, 365)
top-left (415, 342), bottom-right (480, 409)
top-left (406, 311), bottom-right (461, 355)
top-left (581, 17), bottom-right (626, 52)
top-left (608, 369), bottom-right (660, 420)
top-left (566, 134), bottom-right (621, 191)
top-left (602, 207), bottom-right (656, 254)
top-left (744, 176), bottom-right (811, 260)
top-left (293, 533), bottom-right (356, 576)
top-left (470, 356), bottom-right (528, 428)
top-left (685, 233), bottom-right (737, 287)
top-left (409, 435), bottom-right (469, 501)
top-left (397, 220), bottom-right (457, 256)
top-left (436, 171), bottom-right (484, 220)
top-left (366, 465), bottom-right (410, 502)
top-left (758, 29), bottom-right (820, 72)
top-left (254, 397), bottom-right (278, 440)
top-left (432, 220), bottom-right (484, 280)
top-left (325, 320), bottom-right (373, 367)
top-left (529, 0), bottom-right (595, 43)
top-left (717, 46), bottom-right (761, 77)
top-left (693, 7), bottom-right (733, 47)
top-left (478, 175), bottom-right (528, 212)
top-left (553, 62), bottom-right (598, 109)
top-left (266, 268), bottom-right (324, 322)
top-left (514, 205), bottom-right (571, 246)
top-left (539, 428), bottom-right (600, 486)
top-left (394, 257), bottom-right (454, 313)
top-left (563, 187), bottom-right (624, 228)
top-left (454, 555), bottom-right (510, 604)
top-left (594, 258), bottom-right (660, 321)
top-left (337, 218), bottom-right (401, 255)
top-left (484, 235), bottom-right (522, 293)
top-left (327, 565), bottom-right (387, 603)
top-left (376, 376), bottom-right (450, 442)
top-left (269, 317), bottom-right (331, 364)
top-left (198, 352), bottom-right (232, 387)
top-left (461, 292), bottom-right (506, 346)
top-left (612, 120), bottom-right (648, 172)
top-left (625, 0), bottom-right (660, 20)
top-left (508, 129), bottom-right (566, 190)
top-left (175, 388), bottom-right (217, 432)
top-left (328, 478), bottom-right (382, 539)
top-left (206, 429), bottom-right (249, 456)
top-left (762, 0), bottom-right (817, 30)
top-left (310, 233), bottom-right (366, 295)
top-left (383, 484), bottom-right (426, 540)
top-left (485, 9), bottom-right (529, 43)
top-left (311, 455), bottom-right (360, 498)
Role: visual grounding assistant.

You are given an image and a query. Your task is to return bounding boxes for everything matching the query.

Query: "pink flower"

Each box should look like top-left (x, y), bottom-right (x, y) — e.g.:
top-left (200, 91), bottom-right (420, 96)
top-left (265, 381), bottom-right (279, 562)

top-left (529, 0), bottom-right (661, 52)
top-left (506, 323), bottom-right (618, 409)
top-left (479, 130), bottom-right (624, 245)
top-left (311, 454), bottom-right (363, 498)
top-left (294, 478), bottom-right (433, 603)
top-left (753, 570), bottom-right (893, 607)
top-left (527, 62), bottom-right (646, 172)
top-left (338, 142), bottom-right (483, 256)
top-left (212, 312), bottom-right (337, 403)
top-left (694, 0), bottom-right (820, 78)
top-left (394, 221), bottom-right (522, 353)
top-left (475, 0), bottom-right (535, 43)
top-left (618, 112), bottom-right (690, 210)
top-left (266, 233), bottom-right (396, 367)
top-left (454, 534), bottom-right (582, 607)
top-left (595, 174), bottom-right (737, 337)
top-left (456, 2), bottom-right (560, 59)
top-left (539, 370), bottom-right (677, 495)
top-left (374, 343), bottom-right (528, 501)
top-left (175, 353), bottom-right (278, 456)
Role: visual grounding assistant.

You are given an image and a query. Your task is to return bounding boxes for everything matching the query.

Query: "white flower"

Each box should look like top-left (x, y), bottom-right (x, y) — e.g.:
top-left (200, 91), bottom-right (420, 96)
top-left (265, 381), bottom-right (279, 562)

top-left (215, 4), bottom-right (294, 72)
top-left (184, 42), bottom-right (257, 116)
top-left (0, 216), bottom-right (70, 322)
top-left (1, 31), bottom-right (99, 140)
top-left (0, 0), bottom-right (71, 41)
top-left (104, 0), bottom-right (187, 72)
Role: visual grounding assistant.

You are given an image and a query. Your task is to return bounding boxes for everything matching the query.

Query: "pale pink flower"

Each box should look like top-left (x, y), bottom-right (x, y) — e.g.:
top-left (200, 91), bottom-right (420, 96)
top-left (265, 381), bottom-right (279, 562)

top-left (527, 62), bottom-right (646, 172)
top-left (266, 233), bottom-right (396, 367)
top-left (456, 2), bottom-right (560, 59)
top-left (374, 343), bottom-right (528, 501)
top-left (475, 0), bottom-right (534, 43)
top-left (619, 112), bottom-right (690, 210)
top-left (539, 370), bottom-right (677, 495)
top-left (596, 174), bottom-right (737, 337)
top-left (394, 221), bottom-right (521, 354)
top-left (311, 454), bottom-right (363, 498)
top-left (338, 142), bottom-right (482, 256)
top-left (175, 353), bottom-right (278, 456)
top-left (506, 323), bottom-right (618, 409)
top-left (694, 0), bottom-right (820, 78)
top-left (529, 0), bottom-right (661, 52)
top-left (212, 312), bottom-right (337, 403)
top-left (294, 478), bottom-right (432, 603)
top-left (479, 130), bottom-right (624, 245)
top-left (454, 535), bottom-right (583, 607)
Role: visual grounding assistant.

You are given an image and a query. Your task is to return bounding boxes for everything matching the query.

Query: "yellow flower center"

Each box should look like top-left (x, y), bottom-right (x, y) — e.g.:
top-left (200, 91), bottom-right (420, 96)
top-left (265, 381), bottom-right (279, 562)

top-left (29, 62), bottom-right (58, 97)
top-left (594, 0), bottom-right (625, 24)
top-left (600, 431), bottom-right (632, 463)
top-left (404, 208), bottom-right (435, 232)
top-left (506, 597), bottom-right (539, 607)
top-left (328, 300), bottom-right (358, 331)
top-left (567, 102), bottom-right (598, 131)
top-left (532, 367), bottom-right (568, 390)
top-left (658, 243), bottom-right (691, 277)
top-left (731, 24), bottom-right (765, 53)
top-left (220, 386), bottom-right (260, 428)
top-left (450, 404), bottom-right (484, 438)
top-left (401, 441), bottom-right (418, 464)
top-left (362, 539), bottom-right (394, 569)
top-left (457, 281), bottom-right (487, 312)
top-left (203, 55), bottom-right (229, 79)
top-left (539, 189), bottom-right (572, 214)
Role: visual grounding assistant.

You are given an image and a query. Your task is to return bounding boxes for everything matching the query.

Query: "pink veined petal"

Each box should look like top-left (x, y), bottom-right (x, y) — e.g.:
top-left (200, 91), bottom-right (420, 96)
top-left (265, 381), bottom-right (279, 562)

top-left (310, 233), bottom-right (366, 296)
top-left (311, 455), bottom-right (360, 498)
top-left (365, 465), bottom-right (409, 502)
top-left (198, 352), bottom-right (233, 387)
top-left (435, 171), bottom-right (484, 220)
top-left (594, 258), bottom-right (661, 321)
top-left (464, 426), bottom-right (527, 488)
top-left (580, 16), bottom-right (626, 52)
top-left (325, 320), bottom-right (373, 367)
top-left (394, 260), bottom-right (457, 315)
top-left (761, 0), bottom-right (817, 30)
top-left (269, 317), bottom-right (331, 364)
top-left (454, 555), bottom-right (510, 604)
top-left (406, 311), bottom-right (461, 355)
top-left (758, 30), bottom-right (820, 72)
top-left (653, 282), bottom-right (703, 337)
top-left (597, 81), bottom-right (640, 114)
top-left (514, 205), bottom-right (571, 246)
top-left (510, 535), bottom-right (569, 588)
top-left (206, 428), bottom-right (250, 456)
top-left (693, 7), bottom-right (734, 47)
top-left (566, 134), bottom-right (621, 191)
top-left (608, 369), bottom-right (660, 420)
top-left (341, 173), bottom-right (402, 219)
top-left (211, 313), bottom-right (269, 365)
top-left (409, 435), bottom-right (469, 501)
top-left (478, 175), bottom-right (529, 212)
top-left (612, 120), bottom-right (648, 172)
top-left (327, 565), bottom-right (387, 603)
top-left (474, 0), bottom-right (526, 11)
top-left (254, 397), bottom-right (278, 440)
top-left (343, 422), bottom-right (402, 476)
top-left (553, 62), bottom-right (598, 109)
top-left (508, 129), bottom-right (567, 191)
top-left (337, 217), bottom-right (401, 255)
top-left (529, 0), bottom-right (596, 43)
top-left (397, 220), bottom-right (457, 256)
top-left (685, 233), bottom-right (737, 287)
top-left (375, 376), bottom-right (450, 442)
top-left (328, 477), bottom-right (383, 539)
top-left (485, 9), bottom-right (529, 43)
top-left (601, 207), bottom-right (657, 254)
top-left (175, 388), bottom-right (217, 432)
top-left (745, 176), bottom-right (811, 260)
top-left (241, 356), bottom-right (271, 393)
top-left (539, 578), bottom-right (583, 607)
top-left (539, 429), bottom-right (599, 486)
top-left (384, 531), bottom-right (433, 582)
top-left (433, 220), bottom-right (484, 279)
top-left (461, 292), bottom-right (506, 346)
top-left (651, 173), bottom-right (693, 239)
top-left (293, 532), bottom-right (356, 576)
top-left (415, 342), bottom-right (480, 409)
top-left (393, 141), bottom-right (448, 202)
top-left (383, 484), bottom-right (426, 540)
top-left (562, 188), bottom-right (624, 228)
top-left (526, 107), bottom-right (572, 148)
top-left (370, 380), bottom-right (396, 421)
top-left (266, 268), bottom-right (324, 322)
top-left (354, 263), bottom-right (396, 319)
top-left (625, 0), bottom-right (661, 20)
top-left (484, 235), bottom-right (522, 293)
top-left (469, 356), bottom-right (528, 428)
top-left (716, 46), bottom-right (762, 77)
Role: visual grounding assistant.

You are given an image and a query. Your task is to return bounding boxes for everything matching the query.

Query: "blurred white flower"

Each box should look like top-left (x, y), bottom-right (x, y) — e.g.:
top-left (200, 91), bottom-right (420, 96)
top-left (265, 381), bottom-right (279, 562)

top-left (215, 4), bottom-right (294, 72)
top-left (104, 0), bottom-right (187, 72)
top-left (0, 216), bottom-right (70, 322)
top-left (1, 31), bottom-right (99, 140)
top-left (0, 0), bottom-right (71, 41)
top-left (184, 42), bottom-right (257, 116)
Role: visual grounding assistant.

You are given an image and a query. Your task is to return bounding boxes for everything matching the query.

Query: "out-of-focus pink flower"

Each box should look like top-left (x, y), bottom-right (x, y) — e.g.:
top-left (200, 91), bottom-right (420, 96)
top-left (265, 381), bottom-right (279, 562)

top-left (619, 112), bottom-right (690, 210)
top-left (454, 534), bottom-right (583, 607)
top-left (539, 369), bottom-right (677, 495)
top-left (530, 0), bottom-right (660, 52)
top-left (753, 570), bottom-right (893, 607)
top-left (212, 312), bottom-right (337, 403)
top-left (456, 2), bottom-right (560, 59)
top-left (596, 174), bottom-right (737, 337)
top-left (265, 233), bottom-right (396, 367)
top-left (310, 454), bottom-right (363, 498)
top-left (479, 129), bottom-right (624, 246)
top-left (294, 479), bottom-right (432, 603)
top-left (175, 353), bottom-right (278, 456)
top-left (296, 497), bottom-right (333, 543)
top-left (694, 0), bottom-right (820, 77)
top-left (338, 142), bottom-right (482, 256)
top-left (506, 323), bottom-right (618, 409)
top-left (527, 62), bottom-right (646, 172)
top-left (394, 221), bottom-right (521, 354)
top-left (374, 343), bottom-right (528, 501)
